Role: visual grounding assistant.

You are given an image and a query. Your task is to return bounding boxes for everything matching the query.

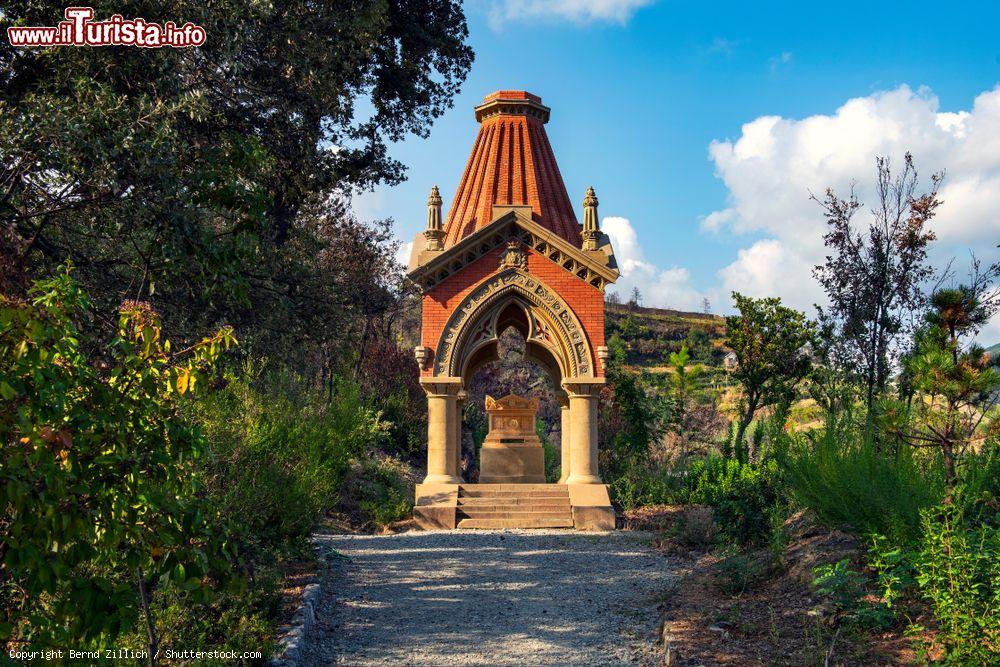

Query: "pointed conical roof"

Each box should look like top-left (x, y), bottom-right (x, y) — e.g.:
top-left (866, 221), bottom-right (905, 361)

top-left (442, 91), bottom-right (582, 248)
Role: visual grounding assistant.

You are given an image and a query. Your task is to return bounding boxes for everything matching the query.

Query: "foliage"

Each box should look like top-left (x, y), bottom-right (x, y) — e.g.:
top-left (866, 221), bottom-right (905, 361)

top-left (713, 547), bottom-right (775, 596)
top-left (806, 313), bottom-right (860, 424)
top-left (867, 534), bottom-right (917, 610)
top-left (600, 352), bottom-right (663, 478)
top-left (725, 292), bottom-right (815, 461)
top-left (609, 464), bottom-right (683, 511)
top-left (1, 269), bottom-right (237, 649)
top-left (2, 0), bottom-right (473, 364)
top-left (914, 506), bottom-right (1000, 663)
top-left (604, 304), bottom-right (724, 366)
top-left (780, 424), bottom-right (944, 543)
top-left (677, 506), bottom-right (719, 550)
top-left (353, 458), bottom-right (414, 528)
top-left (886, 260), bottom-right (1000, 500)
top-left (812, 153), bottom-right (940, 434)
top-left (685, 456), bottom-right (784, 547)
top-left (134, 569), bottom-right (281, 665)
top-left (663, 345), bottom-right (707, 458)
top-left (190, 362), bottom-right (388, 552)
top-left (954, 436), bottom-right (1000, 528)
top-left (357, 335), bottom-right (426, 456)
top-left (538, 419), bottom-right (562, 483)
top-left (812, 559), bottom-right (895, 631)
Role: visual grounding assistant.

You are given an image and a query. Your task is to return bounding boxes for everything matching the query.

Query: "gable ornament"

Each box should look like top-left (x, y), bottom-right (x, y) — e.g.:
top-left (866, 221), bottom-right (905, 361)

top-left (498, 241), bottom-right (527, 271)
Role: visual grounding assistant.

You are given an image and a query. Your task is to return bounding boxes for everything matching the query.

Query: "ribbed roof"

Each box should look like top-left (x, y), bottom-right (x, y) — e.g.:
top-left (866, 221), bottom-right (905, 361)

top-left (442, 91), bottom-right (582, 248)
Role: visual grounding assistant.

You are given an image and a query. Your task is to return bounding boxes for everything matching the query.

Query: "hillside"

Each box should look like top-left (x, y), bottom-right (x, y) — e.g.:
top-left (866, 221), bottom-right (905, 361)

top-left (605, 302), bottom-right (728, 370)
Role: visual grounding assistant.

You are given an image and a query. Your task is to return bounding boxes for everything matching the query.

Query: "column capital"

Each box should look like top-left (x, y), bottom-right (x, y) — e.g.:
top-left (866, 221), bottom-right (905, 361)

top-left (561, 377), bottom-right (605, 398)
top-left (420, 377), bottom-right (463, 397)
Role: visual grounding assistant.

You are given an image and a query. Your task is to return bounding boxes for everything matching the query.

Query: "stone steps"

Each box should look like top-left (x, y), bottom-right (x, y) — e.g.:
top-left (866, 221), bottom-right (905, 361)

top-left (459, 487), bottom-right (568, 498)
top-left (457, 510), bottom-right (573, 520)
top-left (458, 497), bottom-right (570, 508)
top-left (456, 484), bottom-right (573, 529)
top-left (457, 517), bottom-right (574, 529)
top-left (458, 504), bottom-right (571, 513)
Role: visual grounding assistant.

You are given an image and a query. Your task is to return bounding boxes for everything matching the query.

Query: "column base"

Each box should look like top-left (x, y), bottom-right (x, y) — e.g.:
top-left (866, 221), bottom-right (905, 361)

top-left (568, 483), bottom-right (615, 531)
top-left (422, 474), bottom-right (462, 484)
top-left (566, 473), bottom-right (602, 484)
top-left (414, 482), bottom-right (459, 529)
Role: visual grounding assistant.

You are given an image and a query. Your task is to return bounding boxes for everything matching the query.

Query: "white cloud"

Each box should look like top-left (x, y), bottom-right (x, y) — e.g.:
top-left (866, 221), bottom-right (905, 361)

top-left (395, 240), bottom-right (414, 268)
top-left (487, 0), bottom-right (654, 29)
top-left (704, 84), bottom-right (1000, 341)
top-left (603, 216), bottom-right (706, 311)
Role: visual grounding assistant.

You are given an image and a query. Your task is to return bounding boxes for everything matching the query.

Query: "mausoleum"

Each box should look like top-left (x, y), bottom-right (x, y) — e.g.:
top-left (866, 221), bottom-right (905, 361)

top-left (407, 90), bottom-right (619, 530)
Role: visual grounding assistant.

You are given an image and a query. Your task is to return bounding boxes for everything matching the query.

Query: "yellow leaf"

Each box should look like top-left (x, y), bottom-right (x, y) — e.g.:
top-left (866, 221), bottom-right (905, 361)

top-left (176, 369), bottom-right (189, 395)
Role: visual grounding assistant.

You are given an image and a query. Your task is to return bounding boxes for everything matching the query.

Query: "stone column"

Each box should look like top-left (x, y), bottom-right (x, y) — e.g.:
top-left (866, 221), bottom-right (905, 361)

top-left (455, 391), bottom-right (467, 481)
top-left (422, 381), bottom-right (462, 484)
top-left (565, 382), bottom-right (602, 484)
top-left (556, 391), bottom-right (571, 483)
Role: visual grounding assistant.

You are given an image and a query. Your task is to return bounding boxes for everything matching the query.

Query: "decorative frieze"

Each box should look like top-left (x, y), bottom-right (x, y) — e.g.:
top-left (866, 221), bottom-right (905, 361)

top-left (433, 268), bottom-right (593, 378)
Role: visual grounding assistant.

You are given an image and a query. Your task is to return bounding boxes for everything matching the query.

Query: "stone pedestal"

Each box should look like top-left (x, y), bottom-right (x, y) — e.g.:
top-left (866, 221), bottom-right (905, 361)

top-left (478, 395), bottom-right (545, 484)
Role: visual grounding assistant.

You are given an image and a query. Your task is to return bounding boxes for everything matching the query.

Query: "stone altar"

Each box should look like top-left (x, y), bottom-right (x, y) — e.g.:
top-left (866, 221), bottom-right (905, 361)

top-left (478, 394), bottom-right (546, 484)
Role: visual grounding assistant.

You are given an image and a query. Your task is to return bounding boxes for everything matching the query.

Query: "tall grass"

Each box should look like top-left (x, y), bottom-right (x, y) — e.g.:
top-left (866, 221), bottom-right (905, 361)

top-left (780, 424), bottom-right (944, 543)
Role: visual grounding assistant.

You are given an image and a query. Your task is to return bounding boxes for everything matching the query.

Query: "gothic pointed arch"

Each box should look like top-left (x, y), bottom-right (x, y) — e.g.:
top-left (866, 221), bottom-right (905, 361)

top-left (433, 268), bottom-right (595, 381)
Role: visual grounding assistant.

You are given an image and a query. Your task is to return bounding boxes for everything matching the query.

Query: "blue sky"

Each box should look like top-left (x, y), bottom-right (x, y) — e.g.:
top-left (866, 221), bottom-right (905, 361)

top-left (356, 0), bottom-right (1000, 338)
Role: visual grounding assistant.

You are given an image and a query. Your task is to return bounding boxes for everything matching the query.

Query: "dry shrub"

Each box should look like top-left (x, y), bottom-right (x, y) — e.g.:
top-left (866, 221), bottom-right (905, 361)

top-left (676, 506), bottom-right (718, 550)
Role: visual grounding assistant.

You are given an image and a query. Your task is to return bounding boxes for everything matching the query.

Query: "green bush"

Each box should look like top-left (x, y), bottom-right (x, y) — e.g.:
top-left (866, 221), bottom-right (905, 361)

top-left (914, 506), bottom-right (1000, 663)
top-left (192, 362), bottom-right (389, 554)
top-left (137, 571), bottom-right (281, 665)
top-left (353, 457), bottom-right (414, 527)
top-left (812, 559), bottom-right (895, 631)
top-left (954, 438), bottom-right (1000, 528)
top-left (609, 464), bottom-right (683, 511)
top-left (538, 419), bottom-right (562, 483)
top-left (684, 456), bottom-right (784, 547)
top-left (780, 425), bottom-right (944, 543)
top-left (1, 270), bottom-right (238, 650)
top-left (713, 546), bottom-right (775, 595)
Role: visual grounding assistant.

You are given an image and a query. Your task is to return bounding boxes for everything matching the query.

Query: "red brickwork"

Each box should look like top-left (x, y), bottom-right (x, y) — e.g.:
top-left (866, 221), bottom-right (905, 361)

top-left (421, 244), bottom-right (605, 379)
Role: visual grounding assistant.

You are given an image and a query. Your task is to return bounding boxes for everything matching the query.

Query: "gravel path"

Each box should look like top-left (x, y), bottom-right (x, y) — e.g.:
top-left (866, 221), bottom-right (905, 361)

top-left (302, 530), bottom-right (677, 666)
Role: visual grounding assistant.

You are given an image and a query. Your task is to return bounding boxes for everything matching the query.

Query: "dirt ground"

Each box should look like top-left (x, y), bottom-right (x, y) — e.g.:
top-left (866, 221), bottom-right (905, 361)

top-left (624, 505), bottom-right (936, 666)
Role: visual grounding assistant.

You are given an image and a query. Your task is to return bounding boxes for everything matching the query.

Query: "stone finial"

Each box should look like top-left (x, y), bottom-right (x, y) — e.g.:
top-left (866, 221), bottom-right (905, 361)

top-left (582, 186), bottom-right (600, 251)
top-left (424, 185), bottom-right (444, 251)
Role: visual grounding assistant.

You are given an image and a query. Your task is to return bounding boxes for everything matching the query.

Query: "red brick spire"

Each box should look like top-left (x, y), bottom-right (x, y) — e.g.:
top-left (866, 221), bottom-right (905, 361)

top-left (442, 91), bottom-right (582, 248)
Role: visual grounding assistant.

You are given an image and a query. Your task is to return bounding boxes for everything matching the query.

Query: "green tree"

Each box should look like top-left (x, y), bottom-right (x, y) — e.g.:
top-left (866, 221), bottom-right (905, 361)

top-left (725, 292), bottom-right (814, 462)
top-left (886, 259), bottom-right (1000, 502)
top-left (1, 268), bottom-right (237, 654)
top-left (806, 312), bottom-right (860, 426)
top-left (665, 345), bottom-right (702, 459)
top-left (812, 154), bottom-right (940, 439)
top-left (1, 0), bottom-right (473, 365)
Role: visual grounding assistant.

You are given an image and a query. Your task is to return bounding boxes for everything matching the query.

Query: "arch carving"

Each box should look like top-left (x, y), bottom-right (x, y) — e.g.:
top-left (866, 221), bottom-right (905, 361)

top-left (433, 269), bottom-right (594, 379)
